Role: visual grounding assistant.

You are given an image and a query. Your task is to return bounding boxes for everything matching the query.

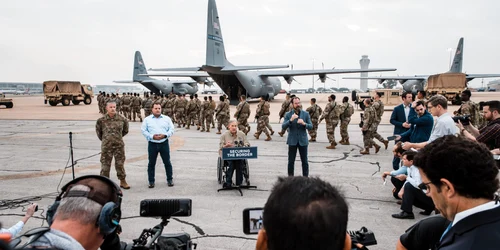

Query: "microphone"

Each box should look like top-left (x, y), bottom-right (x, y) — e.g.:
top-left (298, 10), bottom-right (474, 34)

top-left (239, 140), bottom-right (244, 147)
top-left (234, 141), bottom-right (239, 147)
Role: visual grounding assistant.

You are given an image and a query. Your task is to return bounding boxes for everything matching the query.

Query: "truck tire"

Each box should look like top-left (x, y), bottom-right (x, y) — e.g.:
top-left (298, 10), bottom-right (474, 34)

top-left (62, 98), bottom-right (70, 106)
top-left (72, 100), bottom-right (81, 105)
top-left (6, 102), bottom-right (13, 108)
top-left (84, 96), bottom-right (92, 105)
top-left (49, 100), bottom-right (58, 106)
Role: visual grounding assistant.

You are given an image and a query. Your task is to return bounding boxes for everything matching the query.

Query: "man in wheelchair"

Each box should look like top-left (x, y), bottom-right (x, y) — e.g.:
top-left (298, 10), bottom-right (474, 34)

top-left (219, 120), bottom-right (250, 188)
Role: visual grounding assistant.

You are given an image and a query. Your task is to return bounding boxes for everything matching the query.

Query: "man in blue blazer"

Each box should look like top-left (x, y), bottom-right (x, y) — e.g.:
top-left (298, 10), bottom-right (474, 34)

top-left (390, 92), bottom-right (413, 170)
top-left (396, 101), bottom-right (433, 143)
top-left (282, 97), bottom-right (313, 177)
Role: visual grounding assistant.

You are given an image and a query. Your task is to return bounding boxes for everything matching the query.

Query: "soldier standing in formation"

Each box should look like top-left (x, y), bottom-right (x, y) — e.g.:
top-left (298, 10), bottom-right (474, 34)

top-left (95, 101), bottom-right (130, 189)
top-left (174, 95), bottom-right (186, 128)
top-left (360, 99), bottom-right (381, 154)
top-left (121, 93), bottom-right (131, 120)
top-left (372, 92), bottom-right (389, 149)
top-left (210, 96), bottom-right (216, 129)
top-left (339, 96), bottom-right (354, 145)
top-left (142, 94), bottom-right (153, 117)
top-left (319, 94), bottom-right (343, 149)
top-left (201, 96), bottom-right (212, 132)
top-left (234, 95), bottom-right (251, 135)
top-left (306, 98), bottom-right (322, 142)
top-left (278, 93), bottom-right (292, 137)
top-left (194, 94), bottom-right (202, 130)
top-left (215, 95), bottom-right (230, 134)
top-left (185, 95), bottom-right (200, 129)
top-left (254, 95), bottom-right (272, 141)
top-left (131, 93), bottom-right (142, 122)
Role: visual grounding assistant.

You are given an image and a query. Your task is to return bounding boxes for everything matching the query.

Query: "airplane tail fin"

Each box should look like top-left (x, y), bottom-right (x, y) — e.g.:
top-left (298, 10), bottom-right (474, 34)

top-left (449, 37), bottom-right (463, 73)
top-left (206, 0), bottom-right (228, 67)
top-left (133, 51), bottom-right (152, 82)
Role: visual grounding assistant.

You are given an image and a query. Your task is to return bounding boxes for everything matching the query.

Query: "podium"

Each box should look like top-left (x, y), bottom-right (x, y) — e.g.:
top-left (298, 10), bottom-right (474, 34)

top-left (218, 146), bottom-right (258, 196)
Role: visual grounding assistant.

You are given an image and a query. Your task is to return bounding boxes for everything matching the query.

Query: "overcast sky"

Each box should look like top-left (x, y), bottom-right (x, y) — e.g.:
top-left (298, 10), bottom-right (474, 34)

top-left (1, 0), bottom-right (499, 89)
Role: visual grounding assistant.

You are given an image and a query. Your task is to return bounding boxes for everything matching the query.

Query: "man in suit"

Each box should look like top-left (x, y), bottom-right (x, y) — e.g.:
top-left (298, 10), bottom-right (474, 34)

top-left (415, 135), bottom-right (500, 249)
top-left (395, 101), bottom-right (433, 143)
top-left (282, 97), bottom-right (313, 177)
top-left (390, 92), bottom-right (413, 170)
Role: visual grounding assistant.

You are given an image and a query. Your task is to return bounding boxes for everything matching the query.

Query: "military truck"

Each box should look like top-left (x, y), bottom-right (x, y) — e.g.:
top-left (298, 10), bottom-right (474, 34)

top-left (43, 81), bottom-right (94, 106)
top-left (425, 73), bottom-right (466, 105)
top-left (0, 93), bottom-right (13, 108)
top-left (353, 89), bottom-right (402, 110)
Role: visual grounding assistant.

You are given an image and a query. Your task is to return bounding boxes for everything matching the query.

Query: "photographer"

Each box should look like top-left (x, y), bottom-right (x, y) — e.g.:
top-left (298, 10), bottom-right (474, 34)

top-left (24, 175), bottom-right (123, 250)
top-left (458, 100), bottom-right (500, 150)
top-left (414, 135), bottom-right (500, 249)
top-left (256, 176), bottom-right (354, 250)
top-left (220, 120), bottom-right (250, 188)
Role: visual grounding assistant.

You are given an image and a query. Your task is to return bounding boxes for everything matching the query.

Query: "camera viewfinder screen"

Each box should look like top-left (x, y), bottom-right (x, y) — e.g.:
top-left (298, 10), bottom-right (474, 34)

top-left (248, 209), bottom-right (263, 233)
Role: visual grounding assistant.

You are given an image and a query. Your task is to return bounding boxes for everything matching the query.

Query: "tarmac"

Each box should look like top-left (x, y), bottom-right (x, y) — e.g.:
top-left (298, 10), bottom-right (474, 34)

top-left (0, 91), bottom-right (499, 249)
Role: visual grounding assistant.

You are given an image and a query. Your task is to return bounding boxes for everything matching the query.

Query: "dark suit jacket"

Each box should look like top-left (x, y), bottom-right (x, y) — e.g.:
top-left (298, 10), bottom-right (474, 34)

top-left (282, 109), bottom-right (313, 146)
top-left (391, 103), bottom-right (410, 135)
top-left (400, 109), bottom-right (434, 143)
top-left (437, 205), bottom-right (500, 250)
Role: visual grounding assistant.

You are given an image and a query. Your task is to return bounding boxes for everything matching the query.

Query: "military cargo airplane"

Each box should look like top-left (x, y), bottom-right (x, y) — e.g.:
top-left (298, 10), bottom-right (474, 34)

top-left (343, 38), bottom-right (500, 93)
top-left (143, 0), bottom-right (396, 104)
top-left (114, 51), bottom-right (211, 95)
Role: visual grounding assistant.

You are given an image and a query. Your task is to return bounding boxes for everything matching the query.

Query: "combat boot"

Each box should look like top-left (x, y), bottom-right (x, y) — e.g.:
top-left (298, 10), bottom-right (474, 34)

top-left (309, 138), bottom-right (316, 142)
top-left (326, 143), bottom-right (336, 149)
top-left (360, 148), bottom-right (370, 155)
top-left (254, 133), bottom-right (260, 140)
top-left (383, 140), bottom-right (389, 150)
top-left (120, 179), bottom-right (130, 189)
top-left (200, 128), bottom-right (205, 132)
top-left (270, 130), bottom-right (275, 136)
top-left (265, 135), bottom-right (272, 141)
top-left (340, 137), bottom-right (350, 145)
top-left (197, 126), bottom-right (200, 130)
top-left (216, 129), bottom-right (221, 134)
top-left (186, 125), bottom-right (190, 129)
top-left (177, 125), bottom-right (181, 128)
top-left (374, 144), bottom-right (381, 153)
top-left (140, 117), bottom-right (142, 122)
top-left (206, 128), bottom-right (210, 132)
top-left (278, 131), bottom-right (284, 137)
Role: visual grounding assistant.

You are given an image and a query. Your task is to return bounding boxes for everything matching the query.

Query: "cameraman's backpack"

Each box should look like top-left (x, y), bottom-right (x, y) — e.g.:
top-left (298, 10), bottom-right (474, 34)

top-left (343, 103), bottom-right (354, 118)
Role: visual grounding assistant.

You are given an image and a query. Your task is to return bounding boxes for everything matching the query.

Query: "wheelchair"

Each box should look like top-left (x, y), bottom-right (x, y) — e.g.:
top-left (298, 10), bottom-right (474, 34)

top-left (217, 157), bottom-right (250, 186)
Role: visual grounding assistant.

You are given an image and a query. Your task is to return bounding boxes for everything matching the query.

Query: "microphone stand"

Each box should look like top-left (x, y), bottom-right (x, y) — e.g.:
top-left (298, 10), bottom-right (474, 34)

top-left (69, 132), bottom-right (75, 180)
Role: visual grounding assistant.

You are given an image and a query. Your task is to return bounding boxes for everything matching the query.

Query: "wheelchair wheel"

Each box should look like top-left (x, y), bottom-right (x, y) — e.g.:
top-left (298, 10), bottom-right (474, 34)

top-left (217, 157), bottom-right (223, 184)
top-left (243, 159), bottom-right (250, 186)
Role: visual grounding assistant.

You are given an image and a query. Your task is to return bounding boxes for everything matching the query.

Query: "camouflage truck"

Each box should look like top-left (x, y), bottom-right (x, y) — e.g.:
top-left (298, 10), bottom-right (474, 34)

top-left (0, 93), bottom-right (13, 108)
top-left (43, 81), bottom-right (94, 106)
top-left (353, 89), bottom-right (402, 110)
top-left (425, 73), bottom-right (466, 105)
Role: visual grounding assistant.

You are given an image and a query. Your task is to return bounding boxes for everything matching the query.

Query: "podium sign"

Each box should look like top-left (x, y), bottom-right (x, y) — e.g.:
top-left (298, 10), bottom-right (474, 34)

top-left (221, 147), bottom-right (258, 160)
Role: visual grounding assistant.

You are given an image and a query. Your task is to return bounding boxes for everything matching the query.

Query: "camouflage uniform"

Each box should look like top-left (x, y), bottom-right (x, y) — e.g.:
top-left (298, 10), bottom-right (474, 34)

top-left (361, 105), bottom-right (379, 154)
top-left (339, 102), bottom-right (354, 144)
top-left (131, 94), bottom-right (142, 122)
top-left (254, 100), bottom-right (271, 140)
top-left (116, 94), bottom-right (122, 115)
top-left (455, 100), bottom-right (482, 128)
top-left (195, 97), bottom-right (202, 129)
top-left (160, 96), bottom-right (168, 115)
top-left (143, 96), bottom-right (153, 118)
top-left (372, 100), bottom-right (388, 147)
top-left (95, 113), bottom-right (129, 181)
top-left (97, 94), bottom-right (104, 114)
top-left (185, 99), bottom-right (199, 129)
top-left (278, 99), bottom-right (291, 137)
top-left (320, 101), bottom-right (343, 148)
top-left (215, 100), bottom-right (230, 133)
top-left (121, 94), bottom-right (131, 120)
top-left (165, 96), bottom-right (175, 121)
top-left (306, 103), bottom-right (322, 141)
top-left (174, 97), bottom-right (186, 127)
top-left (210, 100), bottom-right (216, 128)
top-left (234, 100), bottom-right (251, 134)
top-left (203, 100), bottom-right (213, 132)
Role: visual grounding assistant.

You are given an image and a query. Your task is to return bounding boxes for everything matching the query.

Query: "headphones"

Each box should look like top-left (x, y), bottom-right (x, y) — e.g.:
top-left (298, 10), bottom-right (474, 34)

top-left (46, 175), bottom-right (123, 236)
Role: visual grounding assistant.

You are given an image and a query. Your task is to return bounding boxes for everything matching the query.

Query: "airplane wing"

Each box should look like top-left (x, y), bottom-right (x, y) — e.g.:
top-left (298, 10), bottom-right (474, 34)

top-left (258, 68), bottom-right (397, 77)
top-left (113, 80), bottom-right (138, 83)
top-left (220, 65), bottom-right (289, 72)
top-left (466, 74), bottom-right (500, 80)
top-left (148, 67), bottom-right (202, 72)
top-left (342, 76), bottom-right (427, 81)
top-left (139, 72), bottom-right (210, 77)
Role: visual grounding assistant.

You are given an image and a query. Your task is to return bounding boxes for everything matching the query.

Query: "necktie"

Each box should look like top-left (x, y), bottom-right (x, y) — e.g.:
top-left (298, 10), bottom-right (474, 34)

top-left (440, 223), bottom-right (452, 242)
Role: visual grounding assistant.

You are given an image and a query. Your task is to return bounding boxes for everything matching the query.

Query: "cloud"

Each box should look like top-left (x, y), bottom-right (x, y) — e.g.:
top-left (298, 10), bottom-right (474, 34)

top-left (262, 5), bottom-right (273, 14)
top-left (347, 24), bottom-right (361, 32)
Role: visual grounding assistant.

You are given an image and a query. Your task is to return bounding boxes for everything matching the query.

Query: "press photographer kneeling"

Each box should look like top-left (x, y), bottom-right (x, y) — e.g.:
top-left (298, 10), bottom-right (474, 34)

top-left (458, 100), bottom-right (500, 150)
top-left (219, 120), bottom-right (250, 188)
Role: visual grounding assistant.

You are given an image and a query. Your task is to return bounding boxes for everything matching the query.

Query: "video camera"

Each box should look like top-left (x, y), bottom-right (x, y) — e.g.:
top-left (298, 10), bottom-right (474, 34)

top-left (242, 208), bottom-right (377, 249)
top-left (122, 199), bottom-right (196, 250)
top-left (359, 113), bottom-right (364, 128)
top-left (452, 114), bottom-right (471, 126)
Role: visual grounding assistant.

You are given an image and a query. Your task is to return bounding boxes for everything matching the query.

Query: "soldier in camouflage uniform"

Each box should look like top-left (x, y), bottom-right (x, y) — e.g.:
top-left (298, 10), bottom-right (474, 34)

top-left (160, 94), bottom-right (168, 116)
top-left (254, 96), bottom-right (272, 141)
top-left (360, 99), bottom-right (381, 155)
top-left (319, 94), bottom-right (343, 149)
top-left (210, 96), bottom-right (216, 128)
top-left (194, 94), bottom-right (202, 130)
top-left (278, 93), bottom-right (292, 137)
top-left (116, 93), bottom-right (122, 115)
top-left (454, 89), bottom-right (482, 128)
top-left (215, 95), bottom-right (230, 134)
top-left (95, 101), bottom-right (130, 189)
top-left (234, 95), bottom-right (251, 135)
top-left (185, 95), bottom-right (199, 129)
top-left (306, 98), bottom-right (322, 142)
top-left (142, 94), bottom-right (153, 118)
top-left (165, 95), bottom-right (175, 122)
top-left (174, 95), bottom-right (186, 128)
top-left (131, 93), bottom-right (143, 122)
top-left (121, 93), bottom-right (131, 120)
top-left (224, 94), bottom-right (230, 118)
top-left (372, 92), bottom-right (389, 149)
top-left (199, 96), bottom-right (207, 132)
top-left (97, 92), bottom-right (104, 114)
top-left (339, 96), bottom-right (354, 145)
